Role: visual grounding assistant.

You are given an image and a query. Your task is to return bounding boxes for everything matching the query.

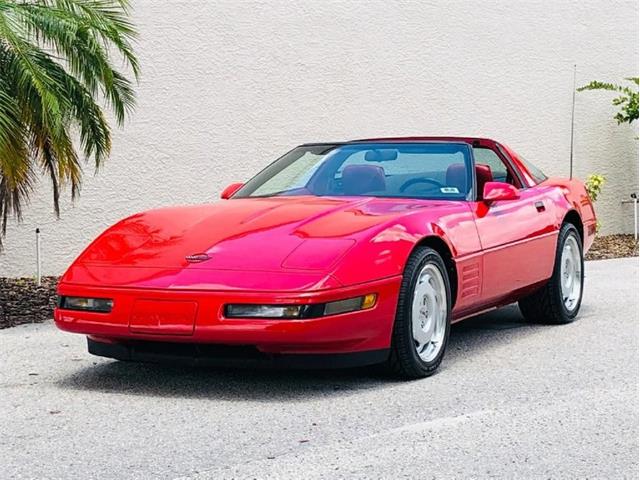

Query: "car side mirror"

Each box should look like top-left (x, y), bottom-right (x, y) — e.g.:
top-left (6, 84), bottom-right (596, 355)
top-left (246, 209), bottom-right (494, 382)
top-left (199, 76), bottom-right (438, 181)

top-left (220, 182), bottom-right (244, 199)
top-left (482, 181), bottom-right (520, 202)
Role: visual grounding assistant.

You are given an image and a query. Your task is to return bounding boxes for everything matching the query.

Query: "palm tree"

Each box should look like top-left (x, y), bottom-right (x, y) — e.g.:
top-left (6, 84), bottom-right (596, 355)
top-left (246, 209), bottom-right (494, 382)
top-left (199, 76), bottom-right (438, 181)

top-left (0, 0), bottom-right (138, 247)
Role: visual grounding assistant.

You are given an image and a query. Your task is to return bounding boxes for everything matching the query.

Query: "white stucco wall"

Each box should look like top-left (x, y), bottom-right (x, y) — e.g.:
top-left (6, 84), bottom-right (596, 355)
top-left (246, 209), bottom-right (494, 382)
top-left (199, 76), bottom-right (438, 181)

top-left (1, 0), bottom-right (638, 277)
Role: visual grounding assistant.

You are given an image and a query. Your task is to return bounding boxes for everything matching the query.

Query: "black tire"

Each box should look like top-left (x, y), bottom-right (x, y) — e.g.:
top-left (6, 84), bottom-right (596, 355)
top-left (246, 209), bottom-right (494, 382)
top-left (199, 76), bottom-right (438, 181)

top-left (518, 223), bottom-right (584, 324)
top-left (387, 246), bottom-right (452, 379)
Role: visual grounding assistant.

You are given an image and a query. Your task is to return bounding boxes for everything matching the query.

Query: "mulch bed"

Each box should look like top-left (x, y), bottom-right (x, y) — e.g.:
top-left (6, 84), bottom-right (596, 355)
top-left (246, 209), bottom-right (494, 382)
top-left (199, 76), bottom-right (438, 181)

top-left (0, 234), bottom-right (636, 330)
top-left (585, 234), bottom-right (639, 261)
top-left (0, 276), bottom-right (58, 330)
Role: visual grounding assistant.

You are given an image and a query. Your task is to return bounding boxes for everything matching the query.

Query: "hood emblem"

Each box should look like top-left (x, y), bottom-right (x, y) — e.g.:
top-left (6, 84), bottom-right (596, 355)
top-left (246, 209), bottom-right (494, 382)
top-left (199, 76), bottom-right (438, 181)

top-left (185, 253), bottom-right (211, 263)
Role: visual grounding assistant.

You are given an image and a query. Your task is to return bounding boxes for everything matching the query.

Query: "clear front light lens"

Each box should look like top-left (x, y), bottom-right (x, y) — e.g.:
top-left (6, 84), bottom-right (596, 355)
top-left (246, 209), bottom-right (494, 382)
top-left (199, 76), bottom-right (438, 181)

top-left (59, 296), bottom-right (113, 313)
top-left (323, 297), bottom-right (363, 316)
top-left (323, 293), bottom-right (377, 315)
top-left (225, 304), bottom-right (303, 319)
top-left (225, 294), bottom-right (377, 319)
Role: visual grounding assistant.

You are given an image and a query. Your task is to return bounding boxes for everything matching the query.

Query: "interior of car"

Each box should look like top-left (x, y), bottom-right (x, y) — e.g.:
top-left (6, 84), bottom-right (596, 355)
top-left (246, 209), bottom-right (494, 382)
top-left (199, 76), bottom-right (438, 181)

top-left (242, 143), bottom-right (522, 200)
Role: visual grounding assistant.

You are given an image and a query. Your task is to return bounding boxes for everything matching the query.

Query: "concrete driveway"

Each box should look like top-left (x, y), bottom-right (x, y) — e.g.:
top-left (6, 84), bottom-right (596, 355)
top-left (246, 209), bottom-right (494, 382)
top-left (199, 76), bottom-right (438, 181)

top-left (1, 258), bottom-right (638, 479)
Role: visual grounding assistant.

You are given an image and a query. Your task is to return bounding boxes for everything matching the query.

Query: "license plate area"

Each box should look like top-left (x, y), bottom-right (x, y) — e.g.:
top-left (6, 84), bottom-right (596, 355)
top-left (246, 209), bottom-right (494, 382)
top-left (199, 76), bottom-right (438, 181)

top-left (129, 300), bottom-right (198, 335)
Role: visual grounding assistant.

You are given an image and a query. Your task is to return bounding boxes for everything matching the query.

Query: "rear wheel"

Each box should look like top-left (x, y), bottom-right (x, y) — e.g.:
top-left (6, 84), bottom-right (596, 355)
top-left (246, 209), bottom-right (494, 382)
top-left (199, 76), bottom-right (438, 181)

top-left (519, 223), bottom-right (584, 324)
top-left (387, 246), bottom-right (451, 378)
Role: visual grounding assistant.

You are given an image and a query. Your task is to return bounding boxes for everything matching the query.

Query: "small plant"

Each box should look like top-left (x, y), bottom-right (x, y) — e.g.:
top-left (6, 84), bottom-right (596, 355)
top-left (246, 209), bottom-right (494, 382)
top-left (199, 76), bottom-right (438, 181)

top-left (577, 77), bottom-right (638, 125)
top-left (585, 174), bottom-right (606, 202)
top-left (585, 174), bottom-right (605, 232)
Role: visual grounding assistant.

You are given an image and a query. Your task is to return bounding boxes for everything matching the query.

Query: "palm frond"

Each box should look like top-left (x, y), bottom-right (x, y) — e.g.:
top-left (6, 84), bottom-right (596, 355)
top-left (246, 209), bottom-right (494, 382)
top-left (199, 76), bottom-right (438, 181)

top-left (0, 0), bottom-right (138, 247)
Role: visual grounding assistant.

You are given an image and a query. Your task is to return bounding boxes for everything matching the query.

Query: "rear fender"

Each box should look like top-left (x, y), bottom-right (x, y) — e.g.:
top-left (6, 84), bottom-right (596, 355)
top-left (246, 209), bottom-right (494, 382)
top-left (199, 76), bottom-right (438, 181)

top-left (540, 177), bottom-right (596, 252)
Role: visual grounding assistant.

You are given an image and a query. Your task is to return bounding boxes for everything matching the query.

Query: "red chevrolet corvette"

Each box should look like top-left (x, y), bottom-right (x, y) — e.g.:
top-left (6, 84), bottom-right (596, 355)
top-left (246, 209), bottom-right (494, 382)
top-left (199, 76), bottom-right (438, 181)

top-left (55, 137), bottom-right (596, 378)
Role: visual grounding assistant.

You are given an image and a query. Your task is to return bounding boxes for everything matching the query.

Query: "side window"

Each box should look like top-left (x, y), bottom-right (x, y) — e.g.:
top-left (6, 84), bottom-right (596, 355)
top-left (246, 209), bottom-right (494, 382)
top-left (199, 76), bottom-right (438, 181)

top-left (520, 156), bottom-right (547, 183)
top-left (472, 147), bottom-right (517, 186)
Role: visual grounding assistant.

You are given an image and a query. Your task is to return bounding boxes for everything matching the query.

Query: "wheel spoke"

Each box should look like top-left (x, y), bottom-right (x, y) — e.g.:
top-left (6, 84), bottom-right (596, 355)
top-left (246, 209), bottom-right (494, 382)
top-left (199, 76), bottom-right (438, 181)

top-left (413, 318), bottom-right (428, 345)
top-left (559, 234), bottom-right (582, 312)
top-left (411, 263), bottom-right (448, 362)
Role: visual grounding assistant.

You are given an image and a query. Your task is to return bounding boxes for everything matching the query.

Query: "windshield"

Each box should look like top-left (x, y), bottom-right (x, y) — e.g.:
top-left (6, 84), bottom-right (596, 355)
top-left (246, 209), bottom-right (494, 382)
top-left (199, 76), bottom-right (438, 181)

top-left (233, 142), bottom-right (473, 200)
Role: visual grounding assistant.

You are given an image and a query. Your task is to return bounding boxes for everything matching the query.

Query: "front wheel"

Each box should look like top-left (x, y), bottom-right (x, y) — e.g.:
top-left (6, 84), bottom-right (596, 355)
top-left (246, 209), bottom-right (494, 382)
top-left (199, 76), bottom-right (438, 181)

top-left (387, 246), bottom-right (452, 378)
top-left (519, 223), bottom-right (584, 324)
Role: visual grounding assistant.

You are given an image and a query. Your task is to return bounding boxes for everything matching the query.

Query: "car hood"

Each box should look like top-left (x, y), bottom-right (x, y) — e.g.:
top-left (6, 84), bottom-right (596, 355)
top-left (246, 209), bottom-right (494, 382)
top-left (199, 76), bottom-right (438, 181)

top-left (63, 196), bottom-right (441, 290)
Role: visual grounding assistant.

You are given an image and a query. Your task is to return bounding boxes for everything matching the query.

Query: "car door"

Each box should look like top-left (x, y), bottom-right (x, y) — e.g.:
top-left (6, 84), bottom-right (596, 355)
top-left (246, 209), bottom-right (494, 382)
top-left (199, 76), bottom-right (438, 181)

top-left (471, 147), bottom-right (557, 303)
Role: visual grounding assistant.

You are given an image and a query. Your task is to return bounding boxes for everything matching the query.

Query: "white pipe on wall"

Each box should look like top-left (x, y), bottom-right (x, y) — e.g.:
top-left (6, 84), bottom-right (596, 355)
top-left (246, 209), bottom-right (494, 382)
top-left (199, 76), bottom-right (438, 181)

top-left (622, 194), bottom-right (639, 241)
top-left (35, 228), bottom-right (41, 286)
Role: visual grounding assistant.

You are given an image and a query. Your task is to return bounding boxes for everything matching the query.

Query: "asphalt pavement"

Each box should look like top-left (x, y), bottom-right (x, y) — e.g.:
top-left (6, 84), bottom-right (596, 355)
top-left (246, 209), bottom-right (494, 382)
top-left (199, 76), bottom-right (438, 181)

top-left (1, 257), bottom-right (638, 479)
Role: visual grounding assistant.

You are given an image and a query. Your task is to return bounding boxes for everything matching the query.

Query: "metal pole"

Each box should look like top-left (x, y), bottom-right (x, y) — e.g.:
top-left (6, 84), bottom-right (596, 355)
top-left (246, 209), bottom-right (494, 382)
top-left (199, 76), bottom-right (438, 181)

top-left (35, 228), bottom-right (41, 286)
top-left (569, 64), bottom-right (577, 179)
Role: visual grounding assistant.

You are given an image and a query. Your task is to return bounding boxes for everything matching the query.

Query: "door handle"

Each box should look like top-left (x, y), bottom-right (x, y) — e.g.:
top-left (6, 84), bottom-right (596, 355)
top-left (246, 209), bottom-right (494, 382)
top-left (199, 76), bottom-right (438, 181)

top-left (535, 201), bottom-right (545, 212)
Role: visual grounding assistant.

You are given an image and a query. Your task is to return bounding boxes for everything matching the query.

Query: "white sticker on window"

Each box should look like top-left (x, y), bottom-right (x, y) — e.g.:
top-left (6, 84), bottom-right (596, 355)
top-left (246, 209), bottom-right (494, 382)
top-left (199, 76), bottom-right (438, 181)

top-left (440, 187), bottom-right (459, 194)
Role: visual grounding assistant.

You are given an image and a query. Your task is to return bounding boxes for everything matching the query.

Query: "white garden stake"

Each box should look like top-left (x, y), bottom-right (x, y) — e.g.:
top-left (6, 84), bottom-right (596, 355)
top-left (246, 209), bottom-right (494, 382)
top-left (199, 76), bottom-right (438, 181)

top-left (35, 228), bottom-right (41, 286)
top-left (633, 194), bottom-right (638, 242)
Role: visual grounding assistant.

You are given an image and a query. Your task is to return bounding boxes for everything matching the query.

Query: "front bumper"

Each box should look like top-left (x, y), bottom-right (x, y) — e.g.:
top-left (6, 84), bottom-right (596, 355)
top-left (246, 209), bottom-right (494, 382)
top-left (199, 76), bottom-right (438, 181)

top-left (87, 337), bottom-right (390, 369)
top-left (55, 276), bottom-right (402, 355)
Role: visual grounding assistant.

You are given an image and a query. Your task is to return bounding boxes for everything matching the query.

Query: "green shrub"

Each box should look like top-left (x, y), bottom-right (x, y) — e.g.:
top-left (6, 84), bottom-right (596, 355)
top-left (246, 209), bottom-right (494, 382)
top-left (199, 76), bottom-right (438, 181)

top-left (585, 174), bottom-right (606, 202)
top-left (577, 77), bottom-right (638, 125)
top-left (585, 174), bottom-right (606, 232)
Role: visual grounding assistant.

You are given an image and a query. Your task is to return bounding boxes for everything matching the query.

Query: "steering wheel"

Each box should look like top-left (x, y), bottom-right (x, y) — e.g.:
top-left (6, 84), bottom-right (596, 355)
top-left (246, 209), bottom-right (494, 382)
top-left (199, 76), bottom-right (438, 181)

top-left (399, 177), bottom-right (446, 193)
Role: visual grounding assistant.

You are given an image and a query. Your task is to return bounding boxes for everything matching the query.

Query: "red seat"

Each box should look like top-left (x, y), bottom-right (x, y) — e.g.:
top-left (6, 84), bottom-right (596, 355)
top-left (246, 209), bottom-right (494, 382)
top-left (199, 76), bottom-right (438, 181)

top-left (342, 165), bottom-right (386, 195)
top-left (445, 163), bottom-right (468, 193)
top-left (445, 163), bottom-right (493, 197)
top-left (475, 164), bottom-right (493, 196)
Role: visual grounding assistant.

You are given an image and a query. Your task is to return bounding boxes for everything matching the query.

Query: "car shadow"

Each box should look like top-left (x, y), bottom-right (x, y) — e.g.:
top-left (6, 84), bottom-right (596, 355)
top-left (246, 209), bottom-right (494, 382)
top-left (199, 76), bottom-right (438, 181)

top-left (444, 304), bottom-right (541, 370)
top-left (55, 304), bottom-right (548, 401)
